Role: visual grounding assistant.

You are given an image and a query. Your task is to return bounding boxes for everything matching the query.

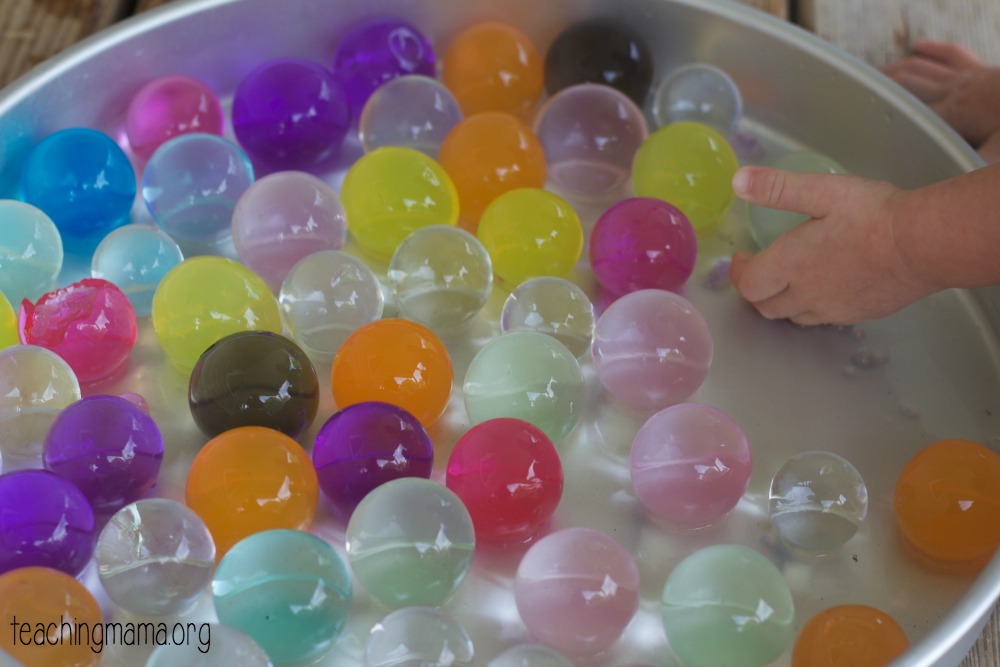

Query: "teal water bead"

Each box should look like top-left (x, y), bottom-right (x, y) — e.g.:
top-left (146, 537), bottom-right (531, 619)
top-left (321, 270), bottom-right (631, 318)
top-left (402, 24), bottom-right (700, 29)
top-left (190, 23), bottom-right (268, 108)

top-left (747, 151), bottom-right (845, 249)
top-left (213, 529), bottom-right (352, 667)
top-left (0, 200), bottom-right (63, 302)
top-left (500, 277), bottom-right (594, 358)
top-left (464, 331), bottom-right (585, 444)
top-left (661, 545), bottom-right (795, 667)
top-left (145, 624), bottom-right (273, 667)
top-left (346, 477), bottom-right (475, 608)
top-left (366, 607), bottom-right (474, 667)
top-left (91, 224), bottom-right (184, 317)
top-left (388, 225), bottom-right (493, 332)
top-left (488, 644), bottom-right (574, 667)
top-left (96, 499), bottom-right (215, 616)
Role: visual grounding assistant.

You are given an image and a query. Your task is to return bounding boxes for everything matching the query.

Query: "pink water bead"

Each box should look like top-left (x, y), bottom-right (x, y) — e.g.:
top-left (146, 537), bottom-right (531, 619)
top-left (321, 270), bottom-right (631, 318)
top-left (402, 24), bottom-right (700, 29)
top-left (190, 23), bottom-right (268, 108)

top-left (19, 278), bottom-right (137, 385)
top-left (630, 403), bottom-right (751, 527)
top-left (514, 527), bottom-right (639, 656)
top-left (125, 75), bottom-right (225, 161)
top-left (445, 418), bottom-right (563, 546)
top-left (591, 289), bottom-right (712, 411)
top-left (590, 198), bottom-right (697, 296)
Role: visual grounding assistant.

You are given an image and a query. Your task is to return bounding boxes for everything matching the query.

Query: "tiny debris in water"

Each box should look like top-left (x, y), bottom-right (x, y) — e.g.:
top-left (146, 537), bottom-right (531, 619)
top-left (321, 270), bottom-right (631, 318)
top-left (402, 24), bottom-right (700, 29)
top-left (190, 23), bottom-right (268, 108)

top-left (850, 347), bottom-right (889, 368)
top-left (706, 258), bottom-right (732, 290)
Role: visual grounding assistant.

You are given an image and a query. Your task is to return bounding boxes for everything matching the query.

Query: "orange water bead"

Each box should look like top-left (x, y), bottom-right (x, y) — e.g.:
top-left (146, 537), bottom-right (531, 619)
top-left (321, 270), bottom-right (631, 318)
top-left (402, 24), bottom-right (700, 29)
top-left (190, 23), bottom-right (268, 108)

top-left (185, 426), bottom-right (318, 557)
top-left (792, 605), bottom-right (908, 667)
top-left (893, 439), bottom-right (1000, 571)
top-left (0, 567), bottom-right (103, 667)
top-left (438, 112), bottom-right (547, 231)
top-left (442, 22), bottom-right (543, 120)
top-left (331, 319), bottom-right (453, 427)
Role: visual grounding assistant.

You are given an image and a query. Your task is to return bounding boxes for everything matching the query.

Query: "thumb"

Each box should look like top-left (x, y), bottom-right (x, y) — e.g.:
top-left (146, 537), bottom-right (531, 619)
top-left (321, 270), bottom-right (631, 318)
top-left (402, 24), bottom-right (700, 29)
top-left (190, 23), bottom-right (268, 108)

top-left (732, 166), bottom-right (832, 218)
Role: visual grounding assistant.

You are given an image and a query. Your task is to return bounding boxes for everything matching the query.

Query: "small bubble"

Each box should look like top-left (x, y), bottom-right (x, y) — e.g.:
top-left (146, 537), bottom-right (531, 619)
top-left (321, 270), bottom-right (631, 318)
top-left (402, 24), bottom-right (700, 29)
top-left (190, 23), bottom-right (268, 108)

top-left (851, 347), bottom-right (889, 368)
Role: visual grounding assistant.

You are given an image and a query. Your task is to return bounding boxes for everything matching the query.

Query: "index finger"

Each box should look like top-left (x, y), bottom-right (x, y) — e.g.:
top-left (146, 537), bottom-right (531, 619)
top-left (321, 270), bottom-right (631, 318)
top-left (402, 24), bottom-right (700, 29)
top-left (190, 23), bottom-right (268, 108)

top-left (732, 166), bottom-right (835, 218)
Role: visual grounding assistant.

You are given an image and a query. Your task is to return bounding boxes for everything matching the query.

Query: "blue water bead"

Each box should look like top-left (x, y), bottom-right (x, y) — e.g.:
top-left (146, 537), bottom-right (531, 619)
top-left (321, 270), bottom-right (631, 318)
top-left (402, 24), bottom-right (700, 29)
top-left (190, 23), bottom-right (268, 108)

top-left (91, 224), bottom-right (183, 317)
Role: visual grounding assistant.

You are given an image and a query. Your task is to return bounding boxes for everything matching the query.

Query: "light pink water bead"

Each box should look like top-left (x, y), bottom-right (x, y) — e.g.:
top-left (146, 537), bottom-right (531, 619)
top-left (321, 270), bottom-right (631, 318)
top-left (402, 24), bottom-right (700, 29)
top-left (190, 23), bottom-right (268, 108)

top-left (232, 172), bottom-right (347, 289)
top-left (630, 403), bottom-right (751, 527)
top-left (514, 527), bottom-right (640, 656)
top-left (125, 75), bottom-right (224, 161)
top-left (592, 289), bottom-right (712, 411)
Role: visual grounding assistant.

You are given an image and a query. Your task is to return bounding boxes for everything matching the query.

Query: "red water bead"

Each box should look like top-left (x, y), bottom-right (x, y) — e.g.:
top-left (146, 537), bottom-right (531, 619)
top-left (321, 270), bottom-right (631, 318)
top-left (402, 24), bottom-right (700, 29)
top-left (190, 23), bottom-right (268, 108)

top-left (19, 278), bottom-right (137, 385)
top-left (445, 418), bottom-right (563, 545)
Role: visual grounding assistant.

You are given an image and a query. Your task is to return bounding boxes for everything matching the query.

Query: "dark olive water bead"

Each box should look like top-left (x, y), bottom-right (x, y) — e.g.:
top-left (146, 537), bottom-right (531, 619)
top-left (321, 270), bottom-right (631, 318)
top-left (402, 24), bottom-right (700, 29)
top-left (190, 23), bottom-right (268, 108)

top-left (189, 331), bottom-right (320, 439)
top-left (543, 18), bottom-right (654, 106)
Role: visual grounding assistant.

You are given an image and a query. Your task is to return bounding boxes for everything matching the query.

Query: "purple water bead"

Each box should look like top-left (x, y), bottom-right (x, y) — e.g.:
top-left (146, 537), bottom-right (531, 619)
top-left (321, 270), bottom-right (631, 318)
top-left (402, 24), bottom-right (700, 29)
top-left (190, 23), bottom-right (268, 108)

top-left (312, 401), bottom-right (433, 520)
top-left (333, 18), bottom-right (436, 116)
top-left (0, 469), bottom-right (95, 575)
top-left (43, 395), bottom-right (164, 514)
top-left (232, 58), bottom-right (350, 169)
top-left (589, 197), bottom-right (697, 296)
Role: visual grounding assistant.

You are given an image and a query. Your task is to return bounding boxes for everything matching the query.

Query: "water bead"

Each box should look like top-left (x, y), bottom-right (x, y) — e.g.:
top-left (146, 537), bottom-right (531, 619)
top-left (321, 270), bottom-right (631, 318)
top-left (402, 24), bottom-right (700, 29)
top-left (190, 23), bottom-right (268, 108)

top-left (477, 188), bottom-right (583, 289)
top-left (312, 402), bottom-right (434, 521)
top-left (592, 289), bottom-right (712, 410)
top-left (0, 345), bottom-right (80, 467)
top-left (21, 128), bottom-right (135, 245)
top-left (0, 200), bottom-right (63, 302)
top-left (534, 83), bottom-right (648, 199)
top-left (388, 225), bottom-right (493, 332)
top-left (213, 529), bottom-right (351, 666)
top-left (231, 171), bottom-right (347, 289)
top-left (589, 197), bottom-right (697, 296)
top-left (661, 545), bottom-right (795, 667)
top-left (151, 256), bottom-right (282, 372)
top-left (792, 605), bottom-right (908, 667)
top-left (232, 58), bottom-right (350, 170)
top-left (43, 395), bottom-right (164, 514)
top-left (332, 319), bottom-right (453, 427)
top-left (142, 133), bottom-right (254, 253)
top-left (0, 469), bottom-right (95, 575)
top-left (366, 607), bottom-right (475, 667)
top-left (442, 22), bottom-right (543, 119)
top-left (341, 146), bottom-right (460, 259)
top-left (333, 18), bottom-right (436, 117)
top-left (0, 567), bottom-right (103, 667)
top-left (514, 527), bottom-right (640, 656)
top-left (500, 277), bottom-right (594, 358)
top-left (0, 290), bottom-right (17, 349)
top-left (464, 331), bottom-right (584, 444)
top-left (488, 644), bottom-right (574, 667)
top-left (630, 403), bottom-right (751, 527)
top-left (748, 151), bottom-right (846, 249)
top-left (544, 19), bottom-right (653, 105)
top-left (359, 75), bottom-right (463, 157)
top-left (19, 278), bottom-right (138, 385)
top-left (96, 499), bottom-right (215, 616)
top-left (278, 250), bottom-right (384, 361)
top-left (769, 450), bottom-right (868, 552)
top-left (91, 224), bottom-right (184, 317)
top-left (346, 477), bottom-right (475, 608)
top-left (185, 426), bottom-right (319, 557)
top-left (146, 624), bottom-right (272, 667)
top-left (446, 418), bottom-right (563, 546)
top-left (125, 74), bottom-right (225, 161)
top-left (652, 63), bottom-right (743, 136)
top-left (893, 439), bottom-right (1000, 571)
top-left (438, 112), bottom-right (547, 230)
top-left (632, 121), bottom-right (739, 233)
top-left (188, 331), bottom-right (319, 439)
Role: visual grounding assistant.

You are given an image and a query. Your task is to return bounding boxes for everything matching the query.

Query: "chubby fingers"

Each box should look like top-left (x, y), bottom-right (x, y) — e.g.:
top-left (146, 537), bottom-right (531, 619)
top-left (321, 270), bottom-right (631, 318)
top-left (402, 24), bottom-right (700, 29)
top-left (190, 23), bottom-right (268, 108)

top-left (731, 250), bottom-right (821, 324)
top-left (911, 38), bottom-right (984, 68)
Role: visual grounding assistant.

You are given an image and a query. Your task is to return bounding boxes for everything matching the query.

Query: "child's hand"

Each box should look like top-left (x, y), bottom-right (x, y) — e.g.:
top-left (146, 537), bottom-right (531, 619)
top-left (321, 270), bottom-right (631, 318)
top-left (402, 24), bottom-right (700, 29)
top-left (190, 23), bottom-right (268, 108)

top-left (729, 167), bottom-right (940, 326)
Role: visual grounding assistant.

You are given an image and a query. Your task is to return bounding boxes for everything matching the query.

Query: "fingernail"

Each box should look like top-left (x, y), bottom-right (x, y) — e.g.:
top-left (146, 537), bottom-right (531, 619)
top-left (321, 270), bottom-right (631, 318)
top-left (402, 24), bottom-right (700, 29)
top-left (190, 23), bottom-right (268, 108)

top-left (732, 168), bottom-right (751, 195)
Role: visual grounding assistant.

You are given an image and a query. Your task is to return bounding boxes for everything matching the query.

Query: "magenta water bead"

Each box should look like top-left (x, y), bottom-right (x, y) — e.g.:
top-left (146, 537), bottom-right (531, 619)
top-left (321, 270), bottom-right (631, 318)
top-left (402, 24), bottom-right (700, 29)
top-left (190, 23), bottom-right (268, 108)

top-left (0, 469), bottom-right (95, 575)
top-left (44, 395), bottom-right (164, 514)
top-left (18, 278), bottom-right (137, 385)
top-left (125, 75), bottom-right (225, 161)
top-left (590, 197), bottom-right (697, 296)
top-left (514, 527), bottom-right (640, 656)
top-left (591, 289), bottom-right (712, 411)
top-left (534, 83), bottom-right (648, 199)
top-left (630, 403), bottom-right (751, 527)
top-left (312, 402), bottom-right (433, 520)
top-left (332, 17), bottom-right (436, 116)
top-left (232, 58), bottom-right (350, 170)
